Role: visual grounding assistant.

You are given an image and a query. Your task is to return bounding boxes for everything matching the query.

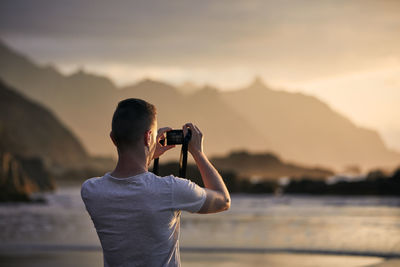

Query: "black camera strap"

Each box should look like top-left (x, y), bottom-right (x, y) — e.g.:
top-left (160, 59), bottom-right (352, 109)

top-left (179, 130), bottom-right (191, 178)
top-left (152, 130), bottom-right (191, 178)
top-left (153, 157), bottom-right (160, 175)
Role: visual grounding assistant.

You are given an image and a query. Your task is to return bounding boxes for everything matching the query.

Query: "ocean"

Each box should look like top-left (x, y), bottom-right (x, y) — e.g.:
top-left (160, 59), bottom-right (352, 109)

top-left (0, 187), bottom-right (399, 266)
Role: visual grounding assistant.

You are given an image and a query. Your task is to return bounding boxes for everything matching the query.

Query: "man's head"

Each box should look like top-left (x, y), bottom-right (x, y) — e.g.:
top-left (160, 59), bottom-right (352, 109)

top-left (111, 98), bottom-right (157, 154)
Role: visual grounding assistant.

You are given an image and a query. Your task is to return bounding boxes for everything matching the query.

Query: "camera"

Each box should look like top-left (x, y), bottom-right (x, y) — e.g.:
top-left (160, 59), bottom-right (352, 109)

top-left (154, 128), bottom-right (192, 178)
top-left (166, 130), bottom-right (184, 145)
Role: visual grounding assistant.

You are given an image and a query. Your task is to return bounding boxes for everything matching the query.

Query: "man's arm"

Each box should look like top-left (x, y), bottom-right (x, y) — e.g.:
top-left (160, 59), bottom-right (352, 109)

top-left (183, 123), bottom-right (231, 214)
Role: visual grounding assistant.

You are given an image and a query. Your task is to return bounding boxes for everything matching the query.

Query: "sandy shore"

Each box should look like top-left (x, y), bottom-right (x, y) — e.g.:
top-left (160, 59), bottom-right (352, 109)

top-left (368, 259), bottom-right (400, 267)
top-left (0, 250), bottom-right (392, 267)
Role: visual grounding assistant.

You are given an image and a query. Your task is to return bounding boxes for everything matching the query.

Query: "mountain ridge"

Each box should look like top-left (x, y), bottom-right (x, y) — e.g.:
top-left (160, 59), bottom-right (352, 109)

top-left (0, 40), bottom-right (398, 171)
top-left (0, 79), bottom-right (89, 168)
top-left (221, 79), bottom-right (399, 170)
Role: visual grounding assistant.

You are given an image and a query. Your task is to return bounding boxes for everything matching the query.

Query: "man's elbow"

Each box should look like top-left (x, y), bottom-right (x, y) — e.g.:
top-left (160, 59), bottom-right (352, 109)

top-left (198, 191), bottom-right (231, 214)
top-left (221, 197), bottom-right (231, 211)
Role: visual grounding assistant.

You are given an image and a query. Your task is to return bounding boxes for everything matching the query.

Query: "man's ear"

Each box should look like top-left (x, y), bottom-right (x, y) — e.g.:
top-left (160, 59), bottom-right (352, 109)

top-left (144, 130), bottom-right (152, 147)
top-left (110, 131), bottom-right (117, 146)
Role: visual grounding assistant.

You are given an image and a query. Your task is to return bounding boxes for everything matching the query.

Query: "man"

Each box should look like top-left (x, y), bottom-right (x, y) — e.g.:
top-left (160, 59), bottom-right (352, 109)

top-left (81, 98), bottom-right (230, 267)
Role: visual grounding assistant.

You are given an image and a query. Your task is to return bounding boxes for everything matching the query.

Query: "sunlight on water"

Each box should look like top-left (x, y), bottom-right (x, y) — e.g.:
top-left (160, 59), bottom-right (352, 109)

top-left (0, 187), bottom-right (399, 266)
top-left (181, 195), bottom-right (400, 255)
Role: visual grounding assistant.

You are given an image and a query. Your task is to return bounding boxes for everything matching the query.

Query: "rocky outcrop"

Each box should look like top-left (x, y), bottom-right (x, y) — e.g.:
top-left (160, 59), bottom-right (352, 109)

top-left (0, 152), bottom-right (54, 202)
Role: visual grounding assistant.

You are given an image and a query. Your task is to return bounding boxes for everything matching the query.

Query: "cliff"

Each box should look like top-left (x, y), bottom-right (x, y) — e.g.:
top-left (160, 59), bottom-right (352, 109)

top-left (0, 79), bottom-right (89, 168)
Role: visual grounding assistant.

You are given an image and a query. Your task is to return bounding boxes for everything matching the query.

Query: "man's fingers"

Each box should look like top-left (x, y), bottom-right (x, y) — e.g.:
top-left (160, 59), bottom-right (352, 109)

top-left (157, 127), bottom-right (172, 143)
top-left (183, 123), bottom-right (202, 136)
top-left (158, 127), bottom-right (172, 135)
top-left (182, 124), bottom-right (189, 136)
top-left (194, 125), bottom-right (203, 137)
top-left (184, 123), bottom-right (194, 128)
top-left (183, 123), bottom-right (195, 136)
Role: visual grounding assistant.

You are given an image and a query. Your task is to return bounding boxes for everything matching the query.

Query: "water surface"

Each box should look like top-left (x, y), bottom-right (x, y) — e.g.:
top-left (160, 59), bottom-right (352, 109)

top-left (1, 187), bottom-right (399, 266)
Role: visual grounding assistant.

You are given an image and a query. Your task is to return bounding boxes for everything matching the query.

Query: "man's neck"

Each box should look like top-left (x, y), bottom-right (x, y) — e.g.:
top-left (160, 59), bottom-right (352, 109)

top-left (110, 149), bottom-right (149, 178)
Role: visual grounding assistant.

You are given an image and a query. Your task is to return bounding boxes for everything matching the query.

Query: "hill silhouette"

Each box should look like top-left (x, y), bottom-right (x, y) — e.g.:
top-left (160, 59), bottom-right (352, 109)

top-left (0, 40), bottom-right (398, 170)
top-left (0, 79), bottom-right (89, 168)
top-left (0, 79), bottom-right (92, 200)
top-left (211, 151), bottom-right (334, 181)
top-left (0, 41), bottom-right (119, 157)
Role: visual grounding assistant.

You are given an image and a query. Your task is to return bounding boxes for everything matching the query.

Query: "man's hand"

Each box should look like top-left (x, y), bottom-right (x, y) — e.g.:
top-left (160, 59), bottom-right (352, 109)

top-left (183, 123), bottom-right (203, 156)
top-left (182, 123), bottom-right (231, 213)
top-left (153, 127), bottom-right (175, 159)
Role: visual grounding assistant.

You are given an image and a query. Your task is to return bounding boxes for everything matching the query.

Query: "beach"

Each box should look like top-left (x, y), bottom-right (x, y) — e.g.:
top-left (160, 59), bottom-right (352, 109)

top-left (0, 250), bottom-right (390, 267)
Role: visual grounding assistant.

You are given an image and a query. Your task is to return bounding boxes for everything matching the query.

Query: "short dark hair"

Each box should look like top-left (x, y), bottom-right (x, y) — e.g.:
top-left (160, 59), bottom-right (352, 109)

top-left (111, 98), bottom-right (157, 151)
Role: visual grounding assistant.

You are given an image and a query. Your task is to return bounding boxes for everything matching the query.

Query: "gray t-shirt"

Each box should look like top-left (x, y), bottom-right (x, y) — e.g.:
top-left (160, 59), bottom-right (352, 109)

top-left (81, 171), bottom-right (206, 267)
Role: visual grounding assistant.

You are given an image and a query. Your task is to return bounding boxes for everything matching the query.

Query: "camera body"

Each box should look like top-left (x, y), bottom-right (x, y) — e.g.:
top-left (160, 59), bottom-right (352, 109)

top-left (166, 130), bottom-right (184, 145)
top-left (154, 128), bottom-right (191, 177)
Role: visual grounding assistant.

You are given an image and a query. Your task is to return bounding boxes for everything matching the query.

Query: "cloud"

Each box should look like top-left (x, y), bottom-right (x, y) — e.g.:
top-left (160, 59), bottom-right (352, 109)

top-left (1, 0), bottom-right (400, 82)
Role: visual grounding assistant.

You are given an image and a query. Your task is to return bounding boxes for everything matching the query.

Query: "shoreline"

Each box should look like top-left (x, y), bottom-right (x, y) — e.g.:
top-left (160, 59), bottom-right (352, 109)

top-left (2, 244), bottom-right (400, 259)
top-left (0, 249), bottom-right (393, 267)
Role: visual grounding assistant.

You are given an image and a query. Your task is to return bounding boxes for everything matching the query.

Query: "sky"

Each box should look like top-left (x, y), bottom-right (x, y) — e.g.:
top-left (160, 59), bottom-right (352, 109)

top-left (1, 0), bottom-right (399, 150)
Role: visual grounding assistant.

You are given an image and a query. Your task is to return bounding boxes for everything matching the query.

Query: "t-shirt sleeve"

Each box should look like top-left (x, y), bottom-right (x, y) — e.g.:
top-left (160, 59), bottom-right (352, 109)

top-left (170, 176), bottom-right (206, 213)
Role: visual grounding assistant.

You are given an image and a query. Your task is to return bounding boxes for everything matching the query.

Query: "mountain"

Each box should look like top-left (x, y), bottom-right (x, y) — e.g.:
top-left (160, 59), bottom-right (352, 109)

top-left (0, 40), bottom-right (268, 158)
top-left (0, 79), bottom-right (90, 200)
top-left (0, 79), bottom-right (89, 168)
top-left (0, 40), bottom-right (399, 170)
top-left (0, 40), bottom-right (118, 156)
top-left (119, 81), bottom-right (269, 156)
top-left (211, 151), bottom-right (334, 181)
top-left (221, 78), bottom-right (400, 170)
